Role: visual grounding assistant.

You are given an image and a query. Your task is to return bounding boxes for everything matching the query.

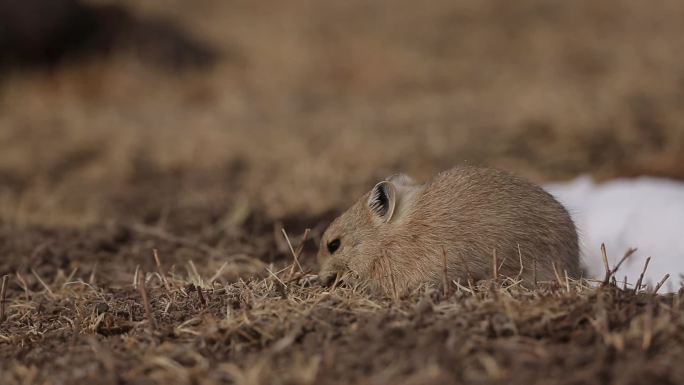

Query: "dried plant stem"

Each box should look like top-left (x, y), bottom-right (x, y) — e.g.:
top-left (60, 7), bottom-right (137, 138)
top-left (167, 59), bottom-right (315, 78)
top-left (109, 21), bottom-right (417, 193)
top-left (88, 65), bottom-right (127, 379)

top-left (491, 249), bottom-right (498, 282)
top-left (153, 249), bottom-right (171, 292)
top-left (137, 269), bottom-right (157, 331)
top-left (266, 266), bottom-right (287, 288)
top-left (293, 229), bottom-right (310, 260)
top-left (281, 228), bottom-right (305, 277)
top-left (489, 279), bottom-right (500, 300)
top-left (31, 269), bottom-right (55, 299)
top-left (601, 243), bottom-right (611, 285)
top-left (610, 248), bottom-right (637, 278)
top-left (330, 273), bottom-right (342, 291)
top-left (515, 244), bottom-right (524, 281)
top-left (133, 265), bottom-right (140, 289)
top-left (15, 272), bottom-right (30, 301)
top-left (209, 262), bottom-right (229, 285)
top-left (89, 262), bottom-right (97, 286)
top-left (551, 262), bottom-right (563, 287)
top-left (654, 274), bottom-right (670, 294)
top-left (634, 257), bottom-right (651, 293)
top-left (597, 245), bottom-right (636, 287)
top-left (0, 275), bottom-right (8, 323)
top-left (195, 284), bottom-right (207, 307)
top-left (497, 254), bottom-right (509, 275)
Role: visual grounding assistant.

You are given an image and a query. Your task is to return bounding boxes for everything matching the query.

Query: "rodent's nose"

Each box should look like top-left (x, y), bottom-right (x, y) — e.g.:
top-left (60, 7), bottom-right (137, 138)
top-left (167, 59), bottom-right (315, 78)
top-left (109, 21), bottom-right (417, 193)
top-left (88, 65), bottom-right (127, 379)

top-left (318, 271), bottom-right (338, 287)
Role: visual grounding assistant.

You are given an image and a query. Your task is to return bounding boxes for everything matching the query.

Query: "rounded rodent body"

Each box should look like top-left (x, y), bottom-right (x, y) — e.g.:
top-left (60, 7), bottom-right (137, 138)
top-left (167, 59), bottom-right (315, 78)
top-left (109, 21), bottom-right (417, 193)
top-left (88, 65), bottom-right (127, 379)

top-left (317, 166), bottom-right (580, 294)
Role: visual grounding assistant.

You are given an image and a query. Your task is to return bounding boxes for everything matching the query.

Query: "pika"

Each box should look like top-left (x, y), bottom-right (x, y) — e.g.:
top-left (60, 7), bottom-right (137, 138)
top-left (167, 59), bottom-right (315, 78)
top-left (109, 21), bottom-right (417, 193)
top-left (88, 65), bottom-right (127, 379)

top-left (317, 166), bottom-right (580, 294)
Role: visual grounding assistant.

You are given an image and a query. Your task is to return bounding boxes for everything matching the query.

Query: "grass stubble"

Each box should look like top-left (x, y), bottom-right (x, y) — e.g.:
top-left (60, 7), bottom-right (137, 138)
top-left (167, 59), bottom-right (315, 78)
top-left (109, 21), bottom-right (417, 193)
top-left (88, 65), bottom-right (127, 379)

top-left (0, 234), bottom-right (683, 385)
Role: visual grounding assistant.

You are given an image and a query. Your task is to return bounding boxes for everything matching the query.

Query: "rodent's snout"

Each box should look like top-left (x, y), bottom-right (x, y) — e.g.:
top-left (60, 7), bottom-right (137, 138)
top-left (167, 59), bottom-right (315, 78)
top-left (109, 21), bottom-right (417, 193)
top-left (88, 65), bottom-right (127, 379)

top-left (318, 270), bottom-right (338, 287)
top-left (318, 254), bottom-right (346, 287)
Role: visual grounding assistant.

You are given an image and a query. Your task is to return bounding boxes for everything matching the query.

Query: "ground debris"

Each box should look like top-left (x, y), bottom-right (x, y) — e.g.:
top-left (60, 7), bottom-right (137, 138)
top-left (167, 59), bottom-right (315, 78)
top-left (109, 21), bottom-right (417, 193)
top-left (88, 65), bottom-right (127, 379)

top-left (0, 265), bottom-right (682, 385)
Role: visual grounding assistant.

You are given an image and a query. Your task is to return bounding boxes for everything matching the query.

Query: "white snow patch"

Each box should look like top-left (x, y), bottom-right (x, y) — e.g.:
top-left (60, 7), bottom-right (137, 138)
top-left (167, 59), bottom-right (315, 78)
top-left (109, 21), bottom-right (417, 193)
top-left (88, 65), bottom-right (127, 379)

top-left (544, 176), bottom-right (684, 292)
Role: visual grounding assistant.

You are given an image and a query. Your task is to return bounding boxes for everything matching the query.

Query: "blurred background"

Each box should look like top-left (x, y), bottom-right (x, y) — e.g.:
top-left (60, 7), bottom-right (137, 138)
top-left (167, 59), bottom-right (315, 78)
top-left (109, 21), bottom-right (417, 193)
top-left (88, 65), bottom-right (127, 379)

top-left (1, 0), bottom-right (683, 237)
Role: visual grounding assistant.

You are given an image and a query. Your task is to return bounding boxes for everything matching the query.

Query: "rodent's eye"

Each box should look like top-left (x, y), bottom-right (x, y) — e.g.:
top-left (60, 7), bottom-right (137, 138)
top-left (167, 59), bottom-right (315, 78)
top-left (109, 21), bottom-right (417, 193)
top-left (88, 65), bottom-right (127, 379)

top-left (327, 238), bottom-right (341, 254)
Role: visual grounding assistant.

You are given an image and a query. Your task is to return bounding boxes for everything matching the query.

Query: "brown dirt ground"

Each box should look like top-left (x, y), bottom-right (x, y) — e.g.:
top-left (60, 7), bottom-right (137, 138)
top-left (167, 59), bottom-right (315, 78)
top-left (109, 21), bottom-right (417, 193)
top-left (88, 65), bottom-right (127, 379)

top-left (1, 0), bottom-right (684, 384)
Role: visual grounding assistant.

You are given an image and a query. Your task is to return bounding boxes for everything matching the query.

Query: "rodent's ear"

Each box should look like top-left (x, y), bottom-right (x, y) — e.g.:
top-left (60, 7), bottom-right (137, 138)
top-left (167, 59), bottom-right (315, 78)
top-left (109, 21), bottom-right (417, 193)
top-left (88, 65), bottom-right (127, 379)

top-left (368, 181), bottom-right (397, 223)
top-left (386, 173), bottom-right (418, 187)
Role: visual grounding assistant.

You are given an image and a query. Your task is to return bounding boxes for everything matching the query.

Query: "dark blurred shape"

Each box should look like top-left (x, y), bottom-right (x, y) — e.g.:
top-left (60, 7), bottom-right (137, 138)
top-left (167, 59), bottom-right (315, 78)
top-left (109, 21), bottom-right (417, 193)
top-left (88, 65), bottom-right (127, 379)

top-left (0, 0), bottom-right (94, 64)
top-left (0, 0), bottom-right (217, 70)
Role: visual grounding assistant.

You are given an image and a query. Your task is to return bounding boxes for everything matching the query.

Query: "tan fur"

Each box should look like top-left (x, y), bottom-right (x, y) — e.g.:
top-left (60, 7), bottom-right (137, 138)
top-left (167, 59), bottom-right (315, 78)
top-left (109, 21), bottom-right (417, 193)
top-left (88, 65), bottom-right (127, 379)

top-left (317, 166), bottom-right (580, 295)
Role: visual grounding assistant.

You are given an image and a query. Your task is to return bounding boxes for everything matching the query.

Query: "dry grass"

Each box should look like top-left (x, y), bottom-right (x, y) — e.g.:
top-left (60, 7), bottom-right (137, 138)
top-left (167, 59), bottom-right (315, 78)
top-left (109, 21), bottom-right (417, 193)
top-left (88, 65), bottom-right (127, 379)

top-left (1, 251), bottom-right (683, 385)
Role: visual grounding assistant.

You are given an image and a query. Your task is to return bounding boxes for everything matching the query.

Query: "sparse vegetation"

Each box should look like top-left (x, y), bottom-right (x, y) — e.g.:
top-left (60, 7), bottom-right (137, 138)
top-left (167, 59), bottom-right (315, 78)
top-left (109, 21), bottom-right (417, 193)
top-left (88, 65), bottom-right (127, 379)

top-left (1, 244), bottom-right (683, 385)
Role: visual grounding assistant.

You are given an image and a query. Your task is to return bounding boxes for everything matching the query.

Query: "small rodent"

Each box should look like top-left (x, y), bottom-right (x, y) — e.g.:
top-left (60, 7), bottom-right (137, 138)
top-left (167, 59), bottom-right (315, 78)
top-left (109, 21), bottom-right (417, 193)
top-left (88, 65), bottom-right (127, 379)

top-left (317, 166), bottom-right (580, 294)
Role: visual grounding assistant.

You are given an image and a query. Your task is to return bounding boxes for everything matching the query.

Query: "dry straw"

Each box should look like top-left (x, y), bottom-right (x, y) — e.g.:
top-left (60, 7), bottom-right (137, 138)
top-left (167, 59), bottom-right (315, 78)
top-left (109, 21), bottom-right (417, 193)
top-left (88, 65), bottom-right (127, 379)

top-left (1, 234), bottom-right (681, 385)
